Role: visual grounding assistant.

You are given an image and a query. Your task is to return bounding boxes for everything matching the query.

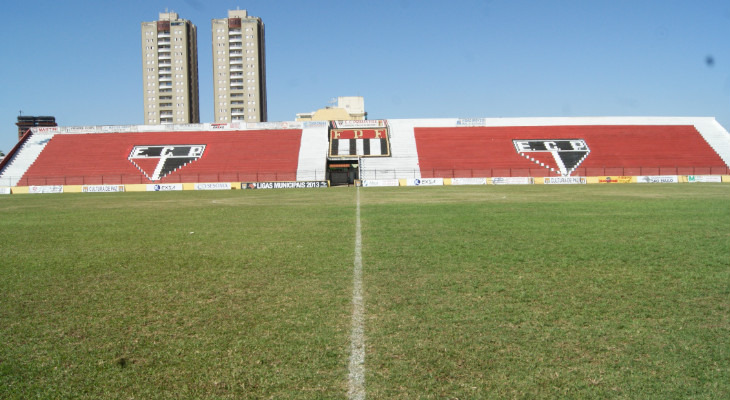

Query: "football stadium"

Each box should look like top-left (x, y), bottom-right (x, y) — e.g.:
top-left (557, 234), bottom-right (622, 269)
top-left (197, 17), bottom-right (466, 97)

top-left (1, 116), bottom-right (729, 189)
top-left (0, 117), bottom-right (729, 398)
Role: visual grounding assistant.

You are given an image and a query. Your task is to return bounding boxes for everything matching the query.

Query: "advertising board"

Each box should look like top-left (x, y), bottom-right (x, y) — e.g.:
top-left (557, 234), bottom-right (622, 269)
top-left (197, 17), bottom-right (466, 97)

top-left (361, 179), bottom-right (399, 187)
top-left (491, 177), bottom-right (533, 185)
top-left (687, 175), bottom-right (722, 183)
top-left (638, 175), bottom-right (678, 184)
top-left (194, 182), bottom-right (231, 190)
top-left (241, 181), bottom-right (328, 189)
top-left (29, 185), bottom-right (63, 194)
top-left (456, 118), bottom-right (486, 127)
top-left (146, 183), bottom-right (183, 191)
top-left (543, 177), bottom-right (587, 184)
top-left (82, 185), bottom-right (125, 193)
top-left (333, 120), bottom-right (387, 129)
top-left (451, 178), bottom-right (487, 185)
top-left (598, 176), bottom-right (634, 184)
top-left (405, 178), bottom-right (444, 186)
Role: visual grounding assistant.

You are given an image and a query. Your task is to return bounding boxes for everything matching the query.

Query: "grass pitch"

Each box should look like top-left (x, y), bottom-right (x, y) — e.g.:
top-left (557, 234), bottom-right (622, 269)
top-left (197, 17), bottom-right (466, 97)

top-left (0, 184), bottom-right (728, 398)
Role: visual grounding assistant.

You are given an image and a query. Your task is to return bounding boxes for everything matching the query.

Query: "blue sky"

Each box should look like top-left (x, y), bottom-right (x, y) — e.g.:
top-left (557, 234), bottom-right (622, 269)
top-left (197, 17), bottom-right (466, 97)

top-left (1, 0), bottom-right (728, 152)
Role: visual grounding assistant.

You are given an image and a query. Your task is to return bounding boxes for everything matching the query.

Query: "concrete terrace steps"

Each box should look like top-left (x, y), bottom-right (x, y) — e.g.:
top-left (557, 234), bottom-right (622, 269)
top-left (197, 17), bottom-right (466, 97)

top-left (694, 119), bottom-right (730, 166)
top-left (408, 121), bottom-right (729, 178)
top-left (0, 134), bottom-right (55, 186)
top-left (3, 117), bottom-right (728, 186)
top-left (14, 130), bottom-right (303, 185)
top-left (360, 119), bottom-right (421, 180)
top-left (296, 124), bottom-right (328, 181)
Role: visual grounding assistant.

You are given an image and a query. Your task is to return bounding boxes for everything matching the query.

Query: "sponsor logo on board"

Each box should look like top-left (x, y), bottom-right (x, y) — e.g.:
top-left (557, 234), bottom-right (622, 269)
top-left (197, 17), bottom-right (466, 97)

top-left (82, 185), bottom-right (125, 193)
top-left (194, 182), bottom-right (230, 190)
top-left (599, 176), bottom-right (633, 184)
top-left (147, 183), bottom-right (183, 191)
top-left (638, 175), bottom-right (678, 184)
top-left (241, 181), bottom-right (329, 189)
top-left (543, 177), bottom-right (587, 184)
top-left (406, 178), bottom-right (443, 186)
top-left (688, 175), bottom-right (722, 183)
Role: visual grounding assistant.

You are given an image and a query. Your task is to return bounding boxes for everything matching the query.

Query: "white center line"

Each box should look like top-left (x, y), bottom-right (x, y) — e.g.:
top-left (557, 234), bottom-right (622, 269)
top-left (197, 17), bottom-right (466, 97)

top-left (348, 186), bottom-right (366, 400)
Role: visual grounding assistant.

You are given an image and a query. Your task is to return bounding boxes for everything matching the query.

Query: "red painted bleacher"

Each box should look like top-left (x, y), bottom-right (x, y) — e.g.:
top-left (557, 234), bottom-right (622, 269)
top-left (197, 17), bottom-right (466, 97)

top-left (18, 130), bottom-right (302, 185)
top-left (414, 125), bottom-right (727, 177)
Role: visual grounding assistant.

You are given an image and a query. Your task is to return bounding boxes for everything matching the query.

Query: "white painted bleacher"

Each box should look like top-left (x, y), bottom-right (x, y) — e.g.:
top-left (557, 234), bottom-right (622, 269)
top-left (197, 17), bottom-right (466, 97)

top-left (296, 123), bottom-right (329, 181)
top-left (360, 119), bottom-right (426, 180)
top-left (0, 134), bottom-right (55, 187)
top-left (694, 118), bottom-right (730, 167)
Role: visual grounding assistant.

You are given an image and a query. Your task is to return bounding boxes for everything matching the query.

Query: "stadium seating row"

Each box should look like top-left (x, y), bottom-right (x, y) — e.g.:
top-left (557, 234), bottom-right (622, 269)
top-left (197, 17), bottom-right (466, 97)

top-left (1, 117), bottom-right (728, 186)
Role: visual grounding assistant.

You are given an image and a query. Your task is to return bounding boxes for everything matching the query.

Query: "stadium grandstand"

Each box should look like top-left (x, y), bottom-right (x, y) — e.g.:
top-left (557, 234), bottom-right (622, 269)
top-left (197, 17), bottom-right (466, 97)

top-left (1, 117), bottom-right (729, 189)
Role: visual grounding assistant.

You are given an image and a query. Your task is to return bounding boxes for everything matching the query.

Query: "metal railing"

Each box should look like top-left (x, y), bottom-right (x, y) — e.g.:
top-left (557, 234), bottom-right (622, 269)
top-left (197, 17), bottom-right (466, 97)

top-left (362, 166), bottom-right (730, 179)
top-left (1, 166), bottom-right (727, 187)
top-left (1, 170), bottom-right (327, 187)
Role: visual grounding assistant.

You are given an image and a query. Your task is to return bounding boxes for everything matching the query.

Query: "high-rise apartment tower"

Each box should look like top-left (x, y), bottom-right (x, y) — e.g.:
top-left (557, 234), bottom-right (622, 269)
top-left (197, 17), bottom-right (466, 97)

top-left (141, 12), bottom-right (200, 124)
top-left (212, 10), bottom-right (267, 123)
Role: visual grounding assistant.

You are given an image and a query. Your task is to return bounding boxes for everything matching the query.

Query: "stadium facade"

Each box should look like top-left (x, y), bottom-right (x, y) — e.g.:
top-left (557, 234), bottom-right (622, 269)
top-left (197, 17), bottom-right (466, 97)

top-left (1, 117), bottom-right (729, 191)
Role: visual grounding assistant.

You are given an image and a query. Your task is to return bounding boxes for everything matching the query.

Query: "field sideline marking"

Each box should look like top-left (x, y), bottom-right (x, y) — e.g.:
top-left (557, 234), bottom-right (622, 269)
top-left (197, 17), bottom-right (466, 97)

top-left (348, 186), bottom-right (366, 400)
